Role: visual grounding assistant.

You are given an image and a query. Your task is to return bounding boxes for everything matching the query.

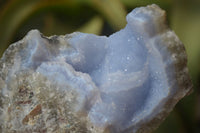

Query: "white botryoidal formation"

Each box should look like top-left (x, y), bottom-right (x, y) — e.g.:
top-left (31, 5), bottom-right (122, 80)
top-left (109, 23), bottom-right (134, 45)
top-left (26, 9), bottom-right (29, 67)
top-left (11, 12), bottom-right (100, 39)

top-left (0, 4), bottom-right (192, 133)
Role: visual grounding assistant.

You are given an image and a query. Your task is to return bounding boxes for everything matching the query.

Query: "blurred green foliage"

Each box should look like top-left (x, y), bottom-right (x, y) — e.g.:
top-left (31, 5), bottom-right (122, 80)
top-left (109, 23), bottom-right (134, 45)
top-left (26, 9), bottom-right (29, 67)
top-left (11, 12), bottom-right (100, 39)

top-left (0, 0), bottom-right (200, 132)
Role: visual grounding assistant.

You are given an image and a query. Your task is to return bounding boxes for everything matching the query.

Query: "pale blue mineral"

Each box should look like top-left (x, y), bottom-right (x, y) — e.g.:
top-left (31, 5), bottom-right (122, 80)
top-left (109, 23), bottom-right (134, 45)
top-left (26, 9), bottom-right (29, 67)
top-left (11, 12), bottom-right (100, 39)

top-left (0, 4), bottom-right (192, 133)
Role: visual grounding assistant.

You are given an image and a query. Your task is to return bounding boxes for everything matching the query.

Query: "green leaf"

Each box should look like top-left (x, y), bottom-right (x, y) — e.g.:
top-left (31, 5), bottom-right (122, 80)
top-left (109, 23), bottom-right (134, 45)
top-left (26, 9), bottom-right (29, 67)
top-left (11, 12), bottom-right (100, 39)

top-left (78, 16), bottom-right (103, 35)
top-left (89, 0), bottom-right (127, 30)
top-left (0, 0), bottom-right (81, 57)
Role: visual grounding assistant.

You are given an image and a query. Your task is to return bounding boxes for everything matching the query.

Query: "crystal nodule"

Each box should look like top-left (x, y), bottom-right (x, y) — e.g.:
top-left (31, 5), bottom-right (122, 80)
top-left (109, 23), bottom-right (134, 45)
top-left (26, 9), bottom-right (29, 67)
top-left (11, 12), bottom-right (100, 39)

top-left (0, 4), bottom-right (192, 133)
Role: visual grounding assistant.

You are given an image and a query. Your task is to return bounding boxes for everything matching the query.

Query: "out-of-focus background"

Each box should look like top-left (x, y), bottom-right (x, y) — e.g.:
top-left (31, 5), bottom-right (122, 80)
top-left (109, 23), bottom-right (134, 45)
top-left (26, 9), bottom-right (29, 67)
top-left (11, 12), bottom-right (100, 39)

top-left (0, 0), bottom-right (199, 132)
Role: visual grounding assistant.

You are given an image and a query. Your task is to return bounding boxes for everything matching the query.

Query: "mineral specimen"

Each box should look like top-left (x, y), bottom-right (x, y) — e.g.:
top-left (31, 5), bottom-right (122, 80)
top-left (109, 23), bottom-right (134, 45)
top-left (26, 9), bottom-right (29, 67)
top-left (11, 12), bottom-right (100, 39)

top-left (0, 4), bottom-right (192, 133)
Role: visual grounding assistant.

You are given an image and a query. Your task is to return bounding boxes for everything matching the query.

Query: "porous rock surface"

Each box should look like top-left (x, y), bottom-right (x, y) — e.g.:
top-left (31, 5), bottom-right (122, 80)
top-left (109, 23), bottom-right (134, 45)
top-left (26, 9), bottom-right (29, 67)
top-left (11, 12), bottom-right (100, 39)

top-left (0, 4), bottom-right (192, 133)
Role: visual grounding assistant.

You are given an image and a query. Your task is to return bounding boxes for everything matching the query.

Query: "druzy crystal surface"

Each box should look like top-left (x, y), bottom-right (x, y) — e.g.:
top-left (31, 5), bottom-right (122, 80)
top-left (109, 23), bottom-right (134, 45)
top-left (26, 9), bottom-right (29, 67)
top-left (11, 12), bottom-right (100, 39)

top-left (0, 4), bottom-right (192, 133)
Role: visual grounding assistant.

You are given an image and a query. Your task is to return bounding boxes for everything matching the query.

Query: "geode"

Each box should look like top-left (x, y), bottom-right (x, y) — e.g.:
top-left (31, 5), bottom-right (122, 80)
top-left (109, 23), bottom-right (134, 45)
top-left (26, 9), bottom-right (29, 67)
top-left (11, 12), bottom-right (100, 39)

top-left (0, 4), bottom-right (192, 133)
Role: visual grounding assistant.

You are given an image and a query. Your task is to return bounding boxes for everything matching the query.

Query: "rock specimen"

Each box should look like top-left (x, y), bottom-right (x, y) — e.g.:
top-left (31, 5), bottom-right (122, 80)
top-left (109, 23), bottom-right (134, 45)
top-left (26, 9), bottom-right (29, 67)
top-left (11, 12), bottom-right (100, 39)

top-left (0, 4), bottom-right (192, 133)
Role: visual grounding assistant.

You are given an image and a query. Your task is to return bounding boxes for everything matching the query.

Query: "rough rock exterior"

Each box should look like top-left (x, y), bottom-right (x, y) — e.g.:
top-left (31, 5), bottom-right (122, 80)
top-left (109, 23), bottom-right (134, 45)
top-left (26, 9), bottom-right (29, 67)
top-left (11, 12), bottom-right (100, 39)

top-left (0, 4), bottom-right (192, 133)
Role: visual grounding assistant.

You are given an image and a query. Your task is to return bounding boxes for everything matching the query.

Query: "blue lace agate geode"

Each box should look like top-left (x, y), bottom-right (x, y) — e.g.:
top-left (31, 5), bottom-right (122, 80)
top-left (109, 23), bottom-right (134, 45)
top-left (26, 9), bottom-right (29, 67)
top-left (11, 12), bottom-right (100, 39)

top-left (0, 4), bottom-right (192, 133)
